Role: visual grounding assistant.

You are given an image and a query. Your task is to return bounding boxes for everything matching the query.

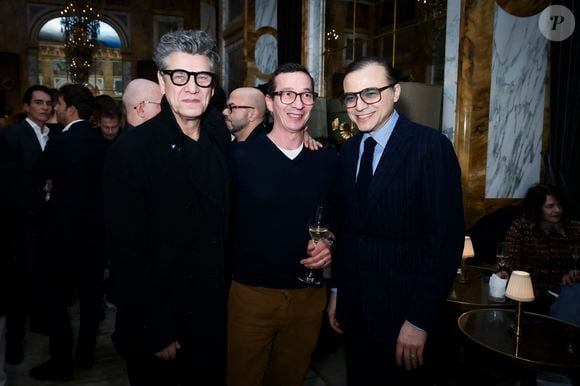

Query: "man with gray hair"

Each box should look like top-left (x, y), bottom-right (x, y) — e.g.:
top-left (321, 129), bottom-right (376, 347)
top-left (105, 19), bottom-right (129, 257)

top-left (104, 30), bottom-right (229, 385)
top-left (122, 78), bottom-right (162, 129)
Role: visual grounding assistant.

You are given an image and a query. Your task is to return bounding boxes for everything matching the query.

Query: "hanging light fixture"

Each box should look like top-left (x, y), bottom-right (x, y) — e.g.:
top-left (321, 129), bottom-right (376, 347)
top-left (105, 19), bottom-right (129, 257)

top-left (61, 1), bottom-right (100, 84)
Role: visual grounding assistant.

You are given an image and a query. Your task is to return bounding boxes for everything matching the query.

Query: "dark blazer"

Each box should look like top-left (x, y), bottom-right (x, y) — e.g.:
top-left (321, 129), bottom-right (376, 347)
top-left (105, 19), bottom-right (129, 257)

top-left (103, 98), bottom-right (230, 358)
top-left (40, 120), bottom-right (108, 225)
top-left (1, 120), bottom-right (47, 215)
top-left (334, 114), bottom-right (464, 342)
top-left (38, 120), bottom-right (108, 282)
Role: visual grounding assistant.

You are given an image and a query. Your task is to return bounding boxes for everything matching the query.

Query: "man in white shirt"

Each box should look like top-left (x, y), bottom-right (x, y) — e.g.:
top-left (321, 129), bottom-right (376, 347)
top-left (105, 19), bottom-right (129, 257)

top-left (0, 85), bottom-right (54, 367)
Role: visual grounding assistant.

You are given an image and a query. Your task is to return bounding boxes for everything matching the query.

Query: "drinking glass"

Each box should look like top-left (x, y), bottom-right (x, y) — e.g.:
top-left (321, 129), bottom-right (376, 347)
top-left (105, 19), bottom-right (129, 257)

top-left (298, 205), bottom-right (328, 286)
top-left (571, 243), bottom-right (579, 271)
top-left (496, 241), bottom-right (511, 271)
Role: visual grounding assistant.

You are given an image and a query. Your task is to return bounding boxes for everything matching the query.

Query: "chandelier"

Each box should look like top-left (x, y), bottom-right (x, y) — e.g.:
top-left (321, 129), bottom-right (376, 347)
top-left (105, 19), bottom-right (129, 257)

top-left (60, 1), bottom-right (100, 84)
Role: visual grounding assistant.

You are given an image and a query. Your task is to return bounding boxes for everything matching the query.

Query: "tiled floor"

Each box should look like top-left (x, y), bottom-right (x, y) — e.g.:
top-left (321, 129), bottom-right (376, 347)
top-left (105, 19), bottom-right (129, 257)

top-left (5, 304), bottom-right (346, 386)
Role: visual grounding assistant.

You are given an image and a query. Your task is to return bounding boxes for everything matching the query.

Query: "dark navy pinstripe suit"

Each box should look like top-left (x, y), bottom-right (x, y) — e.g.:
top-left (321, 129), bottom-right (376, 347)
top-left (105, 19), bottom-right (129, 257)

top-left (334, 114), bottom-right (464, 384)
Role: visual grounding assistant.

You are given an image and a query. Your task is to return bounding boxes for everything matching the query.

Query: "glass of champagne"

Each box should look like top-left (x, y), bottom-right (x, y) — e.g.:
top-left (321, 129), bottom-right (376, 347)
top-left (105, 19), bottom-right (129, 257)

top-left (298, 205), bottom-right (328, 286)
top-left (571, 243), bottom-right (579, 271)
top-left (496, 241), bottom-right (511, 272)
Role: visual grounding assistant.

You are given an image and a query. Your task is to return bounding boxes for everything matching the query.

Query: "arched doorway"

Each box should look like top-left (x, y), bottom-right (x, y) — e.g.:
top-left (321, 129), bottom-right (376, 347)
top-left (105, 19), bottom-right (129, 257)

top-left (37, 17), bottom-right (124, 98)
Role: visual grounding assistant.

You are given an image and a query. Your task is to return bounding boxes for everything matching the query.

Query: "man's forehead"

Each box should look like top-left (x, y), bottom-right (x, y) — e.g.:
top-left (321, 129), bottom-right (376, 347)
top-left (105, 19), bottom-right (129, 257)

top-left (344, 64), bottom-right (388, 90)
top-left (165, 52), bottom-right (210, 70)
top-left (31, 90), bottom-right (51, 100)
top-left (275, 72), bottom-right (312, 88)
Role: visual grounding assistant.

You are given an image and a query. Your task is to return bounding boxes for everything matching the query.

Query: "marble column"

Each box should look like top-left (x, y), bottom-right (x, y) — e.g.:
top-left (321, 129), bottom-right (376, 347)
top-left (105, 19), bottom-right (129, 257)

top-left (485, 4), bottom-right (547, 198)
top-left (453, 0), bottom-right (550, 226)
top-left (442, 0), bottom-right (461, 143)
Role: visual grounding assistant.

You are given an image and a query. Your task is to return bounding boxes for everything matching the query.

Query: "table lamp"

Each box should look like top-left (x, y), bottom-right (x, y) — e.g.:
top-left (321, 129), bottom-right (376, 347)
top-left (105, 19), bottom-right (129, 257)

top-left (457, 236), bottom-right (475, 284)
top-left (505, 270), bottom-right (535, 336)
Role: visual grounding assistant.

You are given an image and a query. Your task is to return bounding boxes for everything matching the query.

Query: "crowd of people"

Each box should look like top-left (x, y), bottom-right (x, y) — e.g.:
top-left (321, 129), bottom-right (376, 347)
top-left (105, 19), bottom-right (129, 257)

top-left (0, 28), bottom-right (577, 386)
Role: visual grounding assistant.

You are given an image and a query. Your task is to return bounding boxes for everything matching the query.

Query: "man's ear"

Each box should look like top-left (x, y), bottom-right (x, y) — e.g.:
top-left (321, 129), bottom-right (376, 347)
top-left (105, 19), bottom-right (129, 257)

top-left (135, 102), bottom-right (146, 118)
top-left (157, 71), bottom-right (166, 95)
top-left (392, 83), bottom-right (401, 104)
top-left (265, 95), bottom-right (274, 114)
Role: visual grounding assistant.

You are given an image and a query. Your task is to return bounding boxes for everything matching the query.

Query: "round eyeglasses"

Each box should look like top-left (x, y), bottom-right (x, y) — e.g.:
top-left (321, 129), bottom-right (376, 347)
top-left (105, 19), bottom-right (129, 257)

top-left (270, 90), bottom-right (318, 106)
top-left (224, 104), bottom-right (255, 114)
top-left (160, 69), bottom-right (216, 87)
top-left (341, 83), bottom-right (398, 108)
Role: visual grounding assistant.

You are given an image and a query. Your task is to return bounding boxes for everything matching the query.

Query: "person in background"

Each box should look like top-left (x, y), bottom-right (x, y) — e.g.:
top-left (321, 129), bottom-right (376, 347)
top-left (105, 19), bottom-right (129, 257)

top-left (104, 30), bottom-right (230, 386)
top-left (0, 85), bottom-right (54, 366)
top-left (328, 56), bottom-right (464, 385)
top-left (502, 184), bottom-right (580, 319)
top-left (93, 95), bottom-right (122, 143)
top-left (46, 88), bottom-right (64, 135)
top-left (30, 84), bottom-right (108, 381)
top-left (227, 63), bottom-right (335, 386)
top-left (222, 87), bottom-right (267, 142)
top-left (122, 79), bottom-right (162, 129)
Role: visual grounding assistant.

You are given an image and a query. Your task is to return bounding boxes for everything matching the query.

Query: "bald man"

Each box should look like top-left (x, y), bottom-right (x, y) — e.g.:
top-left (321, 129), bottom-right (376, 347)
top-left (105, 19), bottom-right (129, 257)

top-left (223, 87), bottom-right (267, 142)
top-left (122, 79), bottom-right (162, 129)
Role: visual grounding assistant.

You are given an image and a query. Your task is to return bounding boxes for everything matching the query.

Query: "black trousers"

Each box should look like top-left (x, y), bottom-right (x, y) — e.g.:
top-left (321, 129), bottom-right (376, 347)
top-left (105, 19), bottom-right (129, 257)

top-left (342, 310), bottom-right (434, 386)
top-left (6, 213), bottom-right (46, 347)
top-left (46, 222), bottom-right (105, 362)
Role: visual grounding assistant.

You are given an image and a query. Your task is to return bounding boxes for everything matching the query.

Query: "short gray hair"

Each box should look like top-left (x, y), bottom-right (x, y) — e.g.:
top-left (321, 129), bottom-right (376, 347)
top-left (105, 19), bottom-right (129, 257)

top-left (153, 29), bottom-right (220, 72)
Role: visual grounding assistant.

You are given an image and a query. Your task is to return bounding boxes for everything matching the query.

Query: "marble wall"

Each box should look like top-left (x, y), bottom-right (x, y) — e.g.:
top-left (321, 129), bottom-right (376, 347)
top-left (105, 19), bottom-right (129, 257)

top-left (256, 0), bottom-right (277, 30)
top-left (485, 4), bottom-right (547, 198)
top-left (452, 0), bottom-right (550, 226)
top-left (442, 0), bottom-right (460, 143)
top-left (306, 0), bottom-right (325, 95)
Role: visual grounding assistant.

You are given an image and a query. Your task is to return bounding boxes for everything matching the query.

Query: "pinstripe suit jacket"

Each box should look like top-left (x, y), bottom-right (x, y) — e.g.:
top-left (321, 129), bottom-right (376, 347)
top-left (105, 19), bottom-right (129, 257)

top-left (334, 113), bottom-right (464, 342)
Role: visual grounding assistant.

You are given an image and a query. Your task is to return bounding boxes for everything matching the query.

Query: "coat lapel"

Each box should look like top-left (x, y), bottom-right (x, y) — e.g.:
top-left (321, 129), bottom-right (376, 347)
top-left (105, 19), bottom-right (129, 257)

top-left (364, 117), bottom-right (414, 208)
top-left (22, 121), bottom-right (43, 154)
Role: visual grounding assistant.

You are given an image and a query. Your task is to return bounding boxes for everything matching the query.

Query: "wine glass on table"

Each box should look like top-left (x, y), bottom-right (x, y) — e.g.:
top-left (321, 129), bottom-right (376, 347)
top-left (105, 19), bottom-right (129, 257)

top-left (571, 243), bottom-right (579, 271)
top-left (496, 241), bottom-right (511, 273)
top-left (298, 205), bottom-right (328, 286)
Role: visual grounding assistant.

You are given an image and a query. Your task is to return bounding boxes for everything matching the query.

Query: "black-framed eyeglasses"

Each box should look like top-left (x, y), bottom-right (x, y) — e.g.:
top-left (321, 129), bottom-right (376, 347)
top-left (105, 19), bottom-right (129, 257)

top-left (224, 104), bottom-right (255, 114)
top-left (341, 83), bottom-right (398, 108)
top-left (134, 100), bottom-right (161, 110)
top-left (270, 90), bottom-right (318, 106)
top-left (159, 69), bottom-right (216, 87)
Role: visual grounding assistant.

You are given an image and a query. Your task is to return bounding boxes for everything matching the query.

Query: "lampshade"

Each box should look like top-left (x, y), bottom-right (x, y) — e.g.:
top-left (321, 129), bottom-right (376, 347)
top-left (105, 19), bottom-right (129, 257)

top-left (505, 271), bottom-right (535, 302)
top-left (462, 236), bottom-right (475, 258)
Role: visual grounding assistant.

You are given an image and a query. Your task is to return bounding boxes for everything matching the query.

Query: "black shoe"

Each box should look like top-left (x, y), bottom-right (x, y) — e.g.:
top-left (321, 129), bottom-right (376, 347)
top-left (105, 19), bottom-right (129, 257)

top-left (5, 343), bottom-right (24, 365)
top-left (29, 358), bottom-right (74, 381)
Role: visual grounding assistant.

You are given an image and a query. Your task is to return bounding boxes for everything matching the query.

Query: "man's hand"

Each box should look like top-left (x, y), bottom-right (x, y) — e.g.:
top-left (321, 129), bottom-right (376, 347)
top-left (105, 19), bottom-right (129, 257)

top-left (561, 270), bottom-right (579, 286)
top-left (327, 291), bottom-right (343, 334)
top-left (303, 130), bottom-right (322, 150)
top-left (154, 340), bottom-right (181, 360)
top-left (395, 321), bottom-right (427, 370)
top-left (300, 239), bottom-right (332, 269)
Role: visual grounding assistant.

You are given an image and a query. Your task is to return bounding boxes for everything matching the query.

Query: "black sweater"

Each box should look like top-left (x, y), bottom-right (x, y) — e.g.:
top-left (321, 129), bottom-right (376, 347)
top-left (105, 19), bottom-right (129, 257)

top-left (229, 134), bottom-right (337, 288)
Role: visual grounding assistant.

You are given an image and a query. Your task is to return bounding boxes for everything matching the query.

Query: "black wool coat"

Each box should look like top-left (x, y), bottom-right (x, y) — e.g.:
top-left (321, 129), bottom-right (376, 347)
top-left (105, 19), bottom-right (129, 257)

top-left (103, 97), bottom-right (230, 359)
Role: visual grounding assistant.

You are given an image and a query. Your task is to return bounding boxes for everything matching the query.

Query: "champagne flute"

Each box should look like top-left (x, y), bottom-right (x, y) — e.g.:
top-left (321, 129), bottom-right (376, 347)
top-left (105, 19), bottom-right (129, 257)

top-left (571, 243), bottom-right (579, 271)
top-left (496, 241), bottom-right (511, 271)
top-left (298, 205), bottom-right (328, 286)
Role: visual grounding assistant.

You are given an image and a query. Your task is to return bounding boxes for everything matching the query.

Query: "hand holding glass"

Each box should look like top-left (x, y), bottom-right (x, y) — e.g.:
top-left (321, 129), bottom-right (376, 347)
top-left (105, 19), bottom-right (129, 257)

top-left (298, 205), bottom-right (328, 286)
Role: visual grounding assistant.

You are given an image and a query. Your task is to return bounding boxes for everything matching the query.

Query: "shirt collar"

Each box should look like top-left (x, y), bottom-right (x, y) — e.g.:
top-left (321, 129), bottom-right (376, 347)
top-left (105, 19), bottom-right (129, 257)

top-left (361, 110), bottom-right (399, 149)
top-left (25, 117), bottom-right (48, 135)
top-left (62, 119), bottom-right (84, 133)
